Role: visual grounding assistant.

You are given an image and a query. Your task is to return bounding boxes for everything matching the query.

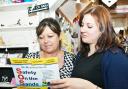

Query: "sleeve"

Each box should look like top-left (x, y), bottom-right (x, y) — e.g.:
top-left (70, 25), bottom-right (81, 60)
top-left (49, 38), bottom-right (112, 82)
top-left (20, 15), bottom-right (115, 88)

top-left (102, 50), bottom-right (128, 89)
top-left (73, 52), bottom-right (81, 65)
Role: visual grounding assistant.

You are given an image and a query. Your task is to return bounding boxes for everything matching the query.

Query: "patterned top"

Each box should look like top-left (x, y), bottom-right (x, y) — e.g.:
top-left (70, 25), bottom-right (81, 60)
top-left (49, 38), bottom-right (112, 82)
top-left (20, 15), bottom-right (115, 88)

top-left (25, 51), bottom-right (76, 79)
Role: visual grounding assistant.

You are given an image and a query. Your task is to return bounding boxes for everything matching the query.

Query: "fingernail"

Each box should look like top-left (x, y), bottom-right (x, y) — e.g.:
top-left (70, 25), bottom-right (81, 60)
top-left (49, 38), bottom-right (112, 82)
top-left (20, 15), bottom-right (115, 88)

top-left (47, 82), bottom-right (50, 86)
top-left (48, 86), bottom-right (51, 89)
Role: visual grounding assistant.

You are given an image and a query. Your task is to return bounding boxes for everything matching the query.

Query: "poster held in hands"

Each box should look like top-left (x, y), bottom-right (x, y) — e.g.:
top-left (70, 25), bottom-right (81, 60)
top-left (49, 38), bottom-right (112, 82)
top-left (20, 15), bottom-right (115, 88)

top-left (10, 57), bottom-right (60, 89)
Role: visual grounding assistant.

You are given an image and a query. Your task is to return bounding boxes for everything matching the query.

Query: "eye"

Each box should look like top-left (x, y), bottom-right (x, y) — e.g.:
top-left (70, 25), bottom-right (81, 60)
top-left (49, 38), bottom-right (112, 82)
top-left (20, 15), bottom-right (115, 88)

top-left (88, 25), bottom-right (93, 28)
top-left (87, 23), bottom-right (93, 29)
top-left (48, 35), bottom-right (53, 38)
top-left (39, 36), bottom-right (43, 39)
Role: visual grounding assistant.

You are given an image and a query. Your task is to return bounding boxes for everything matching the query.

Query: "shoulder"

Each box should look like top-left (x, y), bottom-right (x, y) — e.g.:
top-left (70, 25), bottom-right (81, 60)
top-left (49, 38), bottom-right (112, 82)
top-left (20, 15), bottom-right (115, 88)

top-left (102, 47), bottom-right (128, 89)
top-left (103, 47), bottom-right (127, 60)
top-left (64, 51), bottom-right (76, 57)
top-left (25, 51), bottom-right (39, 58)
top-left (64, 51), bottom-right (76, 60)
top-left (102, 46), bottom-right (128, 72)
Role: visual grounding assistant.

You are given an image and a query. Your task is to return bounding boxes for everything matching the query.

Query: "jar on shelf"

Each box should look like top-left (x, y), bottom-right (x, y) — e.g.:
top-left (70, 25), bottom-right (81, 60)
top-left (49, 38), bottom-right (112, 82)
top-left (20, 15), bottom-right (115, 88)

top-left (0, 36), bottom-right (5, 46)
top-left (16, 0), bottom-right (24, 3)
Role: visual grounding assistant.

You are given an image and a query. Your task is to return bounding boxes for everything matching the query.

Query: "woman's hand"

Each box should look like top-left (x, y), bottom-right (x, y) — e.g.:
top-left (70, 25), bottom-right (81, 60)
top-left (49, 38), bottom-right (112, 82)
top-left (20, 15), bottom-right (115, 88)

top-left (50, 78), bottom-right (98, 89)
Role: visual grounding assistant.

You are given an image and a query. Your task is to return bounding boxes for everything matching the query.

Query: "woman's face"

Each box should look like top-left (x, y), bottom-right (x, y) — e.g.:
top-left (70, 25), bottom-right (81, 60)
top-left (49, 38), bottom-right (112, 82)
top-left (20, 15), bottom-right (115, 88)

top-left (80, 14), bottom-right (101, 45)
top-left (38, 26), bottom-right (60, 53)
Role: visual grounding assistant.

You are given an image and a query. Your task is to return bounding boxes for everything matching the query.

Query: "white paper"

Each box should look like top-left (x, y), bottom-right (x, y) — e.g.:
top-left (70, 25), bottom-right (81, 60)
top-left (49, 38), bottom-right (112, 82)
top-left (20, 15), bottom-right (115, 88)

top-left (12, 64), bottom-right (60, 87)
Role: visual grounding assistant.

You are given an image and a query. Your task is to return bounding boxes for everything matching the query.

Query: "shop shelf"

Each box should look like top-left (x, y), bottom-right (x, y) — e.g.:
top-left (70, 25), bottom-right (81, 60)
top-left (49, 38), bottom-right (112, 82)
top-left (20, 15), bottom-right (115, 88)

top-left (0, 2), bottom-right (34, 11)
top-left (0, 25), bottom-right (36, 30)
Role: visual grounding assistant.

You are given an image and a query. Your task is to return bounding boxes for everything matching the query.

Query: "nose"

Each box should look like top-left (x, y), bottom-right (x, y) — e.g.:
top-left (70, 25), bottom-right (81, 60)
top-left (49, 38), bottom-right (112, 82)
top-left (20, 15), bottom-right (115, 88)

top-left (80, 27), bottom-right (85, 33)
top-left (80, 25), bottom-right (88, 33)
top-left (44, 37), bottom-right (48, 43)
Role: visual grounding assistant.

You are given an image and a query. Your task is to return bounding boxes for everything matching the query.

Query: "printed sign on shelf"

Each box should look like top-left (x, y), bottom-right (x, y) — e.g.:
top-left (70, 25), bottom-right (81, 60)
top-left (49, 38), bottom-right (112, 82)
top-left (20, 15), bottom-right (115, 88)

top-left (28, 3), bottom-right (49, 14)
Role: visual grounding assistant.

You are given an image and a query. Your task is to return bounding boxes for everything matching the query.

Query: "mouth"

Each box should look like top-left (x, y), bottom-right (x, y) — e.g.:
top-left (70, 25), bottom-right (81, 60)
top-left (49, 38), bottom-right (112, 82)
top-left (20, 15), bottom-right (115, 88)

top-left (44, 45), bottom-right (51, 48)
top-left (41, 44), bottom-right (51, 48)
top-left (81, 34), bottom-right (88, 38)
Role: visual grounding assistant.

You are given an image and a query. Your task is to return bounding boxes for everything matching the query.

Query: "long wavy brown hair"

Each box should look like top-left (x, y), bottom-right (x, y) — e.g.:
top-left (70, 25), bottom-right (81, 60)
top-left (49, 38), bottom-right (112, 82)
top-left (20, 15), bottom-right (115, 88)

top-left (79, 5), bottom-right (120, 54)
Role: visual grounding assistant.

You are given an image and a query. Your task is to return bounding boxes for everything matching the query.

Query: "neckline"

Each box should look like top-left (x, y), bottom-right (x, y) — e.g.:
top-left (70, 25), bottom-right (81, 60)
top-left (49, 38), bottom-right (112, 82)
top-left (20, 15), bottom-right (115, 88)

top-left (39, 50), bottom-right (63, 58)
top-left (86, 52), bottom-right (98, 58)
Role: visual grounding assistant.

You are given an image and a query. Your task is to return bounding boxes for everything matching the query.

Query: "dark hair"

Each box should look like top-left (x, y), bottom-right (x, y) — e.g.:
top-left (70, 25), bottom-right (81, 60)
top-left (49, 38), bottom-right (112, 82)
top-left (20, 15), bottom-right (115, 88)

top-left (79, 5), bottom-right (120, 54)
top-left (36, 17), bottom-right (61, 37)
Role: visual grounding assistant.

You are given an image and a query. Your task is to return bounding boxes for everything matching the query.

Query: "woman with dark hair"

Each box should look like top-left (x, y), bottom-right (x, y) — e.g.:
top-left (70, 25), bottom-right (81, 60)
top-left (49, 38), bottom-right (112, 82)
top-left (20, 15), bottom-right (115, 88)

top-left (25, 17), bottom-right (76, 79)
top-left (50, 5), bottom-right (128, 89)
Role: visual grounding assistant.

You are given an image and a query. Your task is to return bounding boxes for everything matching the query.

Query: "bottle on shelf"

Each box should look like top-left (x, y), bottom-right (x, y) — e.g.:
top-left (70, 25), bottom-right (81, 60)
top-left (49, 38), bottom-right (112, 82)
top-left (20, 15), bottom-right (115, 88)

top-left (0, 36), bottom-right (5, 46)
top-left (24, 0), bottom-right (33, 2)
top-left (0, 48), bottom-right (8, 65)
top-left (12, 0), bottom-right (23, 3)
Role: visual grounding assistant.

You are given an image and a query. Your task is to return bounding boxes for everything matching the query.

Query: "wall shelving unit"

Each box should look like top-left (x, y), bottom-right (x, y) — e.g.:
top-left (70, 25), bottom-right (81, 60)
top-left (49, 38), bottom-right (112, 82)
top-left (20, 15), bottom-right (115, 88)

top-left (0, 1), bottom-right (39, 50)
top-left (0, 2), bottom-right (34, 11)
top-left (0, 3), bottom-right (35, 87)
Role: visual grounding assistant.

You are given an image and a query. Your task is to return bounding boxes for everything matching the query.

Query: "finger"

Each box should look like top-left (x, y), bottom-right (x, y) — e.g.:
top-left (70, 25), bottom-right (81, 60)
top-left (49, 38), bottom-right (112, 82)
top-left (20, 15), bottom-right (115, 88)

top-left (50, 83), bottom-right (68, 89)
top-left (50, 79), bottom-right (65, 85)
